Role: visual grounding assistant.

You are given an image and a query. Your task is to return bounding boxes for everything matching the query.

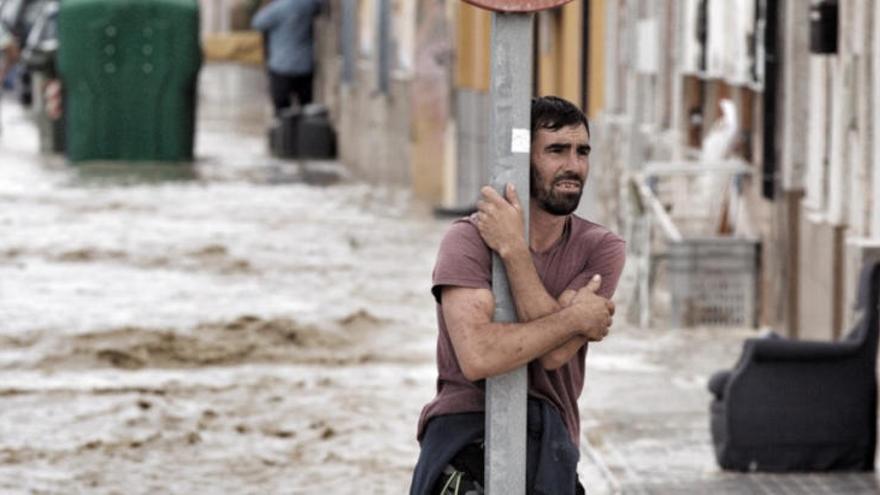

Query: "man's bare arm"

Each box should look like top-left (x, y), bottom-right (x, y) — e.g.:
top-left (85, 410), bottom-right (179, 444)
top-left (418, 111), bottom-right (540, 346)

top-left (475, 184), bottom-right (614, 369)
top-left (495, 243), bottom-right (600, 369)
top-left (442, 285), bottom-right (610, 381)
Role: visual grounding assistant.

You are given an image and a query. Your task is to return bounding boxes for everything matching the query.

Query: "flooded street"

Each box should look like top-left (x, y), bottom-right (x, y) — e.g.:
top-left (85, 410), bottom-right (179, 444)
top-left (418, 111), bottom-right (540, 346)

top-left (3, 0), bottom-right (879, 489)
top-left (0, 64), bottom-right (445, 493)
top-left (5, 63), bottom-right (852, 495)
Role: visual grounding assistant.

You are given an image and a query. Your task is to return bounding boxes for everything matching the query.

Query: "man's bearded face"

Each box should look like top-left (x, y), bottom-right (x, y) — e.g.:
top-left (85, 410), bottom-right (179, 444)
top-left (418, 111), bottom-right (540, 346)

top-left (530, 166), bottom-right (584, 215)
top-left (529, 124), bottom-right (590, 216)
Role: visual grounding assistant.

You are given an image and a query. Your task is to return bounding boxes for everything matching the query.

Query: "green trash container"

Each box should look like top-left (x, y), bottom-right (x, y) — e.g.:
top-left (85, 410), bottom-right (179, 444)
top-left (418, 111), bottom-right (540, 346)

top-left (58, 0), bottom-right (201, 162)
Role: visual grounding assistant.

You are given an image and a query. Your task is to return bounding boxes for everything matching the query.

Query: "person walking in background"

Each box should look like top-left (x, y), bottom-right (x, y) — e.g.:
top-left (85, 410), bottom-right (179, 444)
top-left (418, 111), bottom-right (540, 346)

top-left (0, 23), bottom-right (16, 84)
top-left (0, 23), bottom-right (19, 135)
top-left (251, 0), bottom-right (322, 114)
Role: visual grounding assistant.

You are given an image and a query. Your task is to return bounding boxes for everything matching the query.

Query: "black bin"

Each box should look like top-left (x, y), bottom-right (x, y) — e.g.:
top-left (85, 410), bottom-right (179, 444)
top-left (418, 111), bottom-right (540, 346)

top-left (269, 104), bottom-right (336, 160)
top-left (269, 108), bottom-right (299, 158)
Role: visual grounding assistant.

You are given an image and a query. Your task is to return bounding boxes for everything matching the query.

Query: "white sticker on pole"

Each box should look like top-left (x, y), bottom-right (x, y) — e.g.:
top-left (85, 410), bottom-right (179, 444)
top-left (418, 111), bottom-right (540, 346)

top-left (511, 128), bottom-right (530, 154)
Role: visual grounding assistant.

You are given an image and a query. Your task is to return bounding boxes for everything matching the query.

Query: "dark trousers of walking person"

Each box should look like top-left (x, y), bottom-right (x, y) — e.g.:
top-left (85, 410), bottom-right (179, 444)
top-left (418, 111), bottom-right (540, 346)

top-left (269, 70), bottom-right (313, 114)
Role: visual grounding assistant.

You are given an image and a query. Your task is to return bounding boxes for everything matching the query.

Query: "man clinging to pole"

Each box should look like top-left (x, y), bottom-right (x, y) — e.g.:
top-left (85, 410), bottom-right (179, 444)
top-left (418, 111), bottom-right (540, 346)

top-left (410, 96), bottom-right (626, 494)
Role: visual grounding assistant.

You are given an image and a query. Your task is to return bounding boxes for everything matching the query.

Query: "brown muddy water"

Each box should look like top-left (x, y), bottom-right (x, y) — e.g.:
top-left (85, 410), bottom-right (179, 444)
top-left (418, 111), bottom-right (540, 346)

top-left (0, 64), bottom-right (445, 493)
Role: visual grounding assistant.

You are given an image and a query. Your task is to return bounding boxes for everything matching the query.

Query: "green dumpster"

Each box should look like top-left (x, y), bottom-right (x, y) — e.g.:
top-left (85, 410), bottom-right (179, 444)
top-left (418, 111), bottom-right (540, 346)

top-left (58, 0), bottom-right (201, 162)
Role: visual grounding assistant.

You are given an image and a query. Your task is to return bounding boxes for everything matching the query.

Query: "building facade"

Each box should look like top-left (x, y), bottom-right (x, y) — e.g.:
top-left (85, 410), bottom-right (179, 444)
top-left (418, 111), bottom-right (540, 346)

top-left (314, 0), bottom-right (880, 338)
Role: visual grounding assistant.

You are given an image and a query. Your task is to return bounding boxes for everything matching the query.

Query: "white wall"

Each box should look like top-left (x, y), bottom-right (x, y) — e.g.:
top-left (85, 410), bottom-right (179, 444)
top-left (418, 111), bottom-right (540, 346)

top-left (200, 0), bottom-right (234, 35)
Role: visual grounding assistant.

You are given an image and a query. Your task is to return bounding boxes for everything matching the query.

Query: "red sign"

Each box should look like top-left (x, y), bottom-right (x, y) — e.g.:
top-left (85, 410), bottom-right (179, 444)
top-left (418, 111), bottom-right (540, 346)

top-left (462, 0), bottom-right (573, 12)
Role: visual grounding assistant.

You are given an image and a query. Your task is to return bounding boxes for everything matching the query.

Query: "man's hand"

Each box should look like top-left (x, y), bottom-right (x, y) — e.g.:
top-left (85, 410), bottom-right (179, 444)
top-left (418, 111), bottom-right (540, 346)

top-left (567, 275), bottom-right (613, 341)
top-left (475, 183), bottom-right (525, 258)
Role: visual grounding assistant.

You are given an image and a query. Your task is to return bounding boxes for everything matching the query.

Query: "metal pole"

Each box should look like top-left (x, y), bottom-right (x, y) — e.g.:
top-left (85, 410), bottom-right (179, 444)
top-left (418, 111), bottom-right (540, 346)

top-left (485, 12), bottom-right (533, 495)
top-left (377, 0), bottom-right (391, 94)
top-left (340, 0), bottom-right (356, 85)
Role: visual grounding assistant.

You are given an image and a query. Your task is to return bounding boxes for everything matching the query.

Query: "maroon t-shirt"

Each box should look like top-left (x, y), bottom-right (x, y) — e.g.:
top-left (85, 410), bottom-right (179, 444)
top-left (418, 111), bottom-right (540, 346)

top-left (417, 214), bottom-right (626, 446)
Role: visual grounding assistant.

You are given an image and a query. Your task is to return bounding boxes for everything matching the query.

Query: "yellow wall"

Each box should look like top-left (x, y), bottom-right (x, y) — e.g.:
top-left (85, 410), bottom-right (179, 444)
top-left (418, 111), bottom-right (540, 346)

top-left (586, 0), bottom-right (605, 118)
top-left (536, 1), bottom-right (583, 106)
top-left (559, 1), bottom-right (583, 103)
top-left (536, 11), bottom-right (559, 96)
top-left (455, 0), bottom-right (588, 105)
top-left (455, 2), bottom-right (491, 92)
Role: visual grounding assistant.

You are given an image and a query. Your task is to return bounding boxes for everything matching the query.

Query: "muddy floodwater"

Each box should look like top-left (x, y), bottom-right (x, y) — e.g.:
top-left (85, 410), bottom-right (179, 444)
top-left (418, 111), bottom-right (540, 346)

top-left (0, 64), bottom-right (445, 493)
top-left (3, 64), bottom-right (801, 495)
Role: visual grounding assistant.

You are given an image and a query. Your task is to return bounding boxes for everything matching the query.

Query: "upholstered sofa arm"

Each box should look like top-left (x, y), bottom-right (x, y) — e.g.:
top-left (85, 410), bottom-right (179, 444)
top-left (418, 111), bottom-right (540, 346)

top-left (747, 338), bottom-right (862, 362)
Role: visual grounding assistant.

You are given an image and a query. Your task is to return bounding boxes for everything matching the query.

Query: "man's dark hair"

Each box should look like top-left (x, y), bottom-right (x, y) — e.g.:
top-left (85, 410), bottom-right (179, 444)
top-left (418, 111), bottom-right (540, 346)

top-left (530, 96), bottom-right (590, 139)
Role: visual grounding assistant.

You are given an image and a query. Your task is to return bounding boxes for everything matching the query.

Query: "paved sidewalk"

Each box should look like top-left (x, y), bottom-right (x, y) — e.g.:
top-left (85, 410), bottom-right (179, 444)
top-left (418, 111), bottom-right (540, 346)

top-left (577, 319), bottom-right (879, 494)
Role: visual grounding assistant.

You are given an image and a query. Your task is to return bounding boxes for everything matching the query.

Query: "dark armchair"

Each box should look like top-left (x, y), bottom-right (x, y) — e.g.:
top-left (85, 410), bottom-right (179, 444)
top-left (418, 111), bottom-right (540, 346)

top-left (708, 261), bottom-right (880, 472)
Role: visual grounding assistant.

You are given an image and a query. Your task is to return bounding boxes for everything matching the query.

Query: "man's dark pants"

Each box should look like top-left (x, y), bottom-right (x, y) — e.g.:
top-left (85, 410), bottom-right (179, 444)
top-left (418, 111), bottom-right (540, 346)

top-left (268, 70), bottom-right (313, 114)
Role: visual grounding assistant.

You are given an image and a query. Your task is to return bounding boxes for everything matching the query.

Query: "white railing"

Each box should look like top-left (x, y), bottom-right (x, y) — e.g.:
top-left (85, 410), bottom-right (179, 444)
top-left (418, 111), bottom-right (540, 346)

top-left (628, 158), bottom-right (754, 328)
